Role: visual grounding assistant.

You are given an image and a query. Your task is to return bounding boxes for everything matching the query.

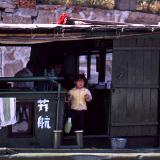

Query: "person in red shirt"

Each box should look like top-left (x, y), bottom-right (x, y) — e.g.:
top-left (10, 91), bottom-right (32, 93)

top-left (56, 12), bottom-right (74, 25)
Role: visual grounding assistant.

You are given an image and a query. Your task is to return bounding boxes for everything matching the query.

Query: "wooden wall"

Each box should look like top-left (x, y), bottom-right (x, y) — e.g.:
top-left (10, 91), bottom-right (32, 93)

top-left (110, 35), bottom-right (160, 136)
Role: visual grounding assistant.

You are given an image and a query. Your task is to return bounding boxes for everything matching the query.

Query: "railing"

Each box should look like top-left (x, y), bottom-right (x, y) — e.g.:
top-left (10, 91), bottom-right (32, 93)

top-left (0, 76), bottom-right (65, 92)
top-left (0, 76), bottom-right (64, 82)
top-left (0, 76), bottom-right (66, 130)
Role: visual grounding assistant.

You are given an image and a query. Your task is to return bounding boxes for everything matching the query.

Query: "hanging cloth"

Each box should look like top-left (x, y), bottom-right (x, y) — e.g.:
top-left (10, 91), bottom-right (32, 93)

top-left (0, 97), bottom-right (16, 128)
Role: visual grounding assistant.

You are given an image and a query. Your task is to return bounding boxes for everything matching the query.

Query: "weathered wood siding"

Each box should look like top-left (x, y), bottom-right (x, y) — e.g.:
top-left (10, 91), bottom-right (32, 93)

top-left (111, 36), bottom-right (160, 136)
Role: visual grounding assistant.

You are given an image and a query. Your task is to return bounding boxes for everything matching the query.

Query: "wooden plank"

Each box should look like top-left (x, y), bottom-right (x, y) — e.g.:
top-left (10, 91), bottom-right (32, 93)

top-left (111, 89), bottom-right (120, 123)
top-left (113, 84), bottom-right (158, 88)
top-left (111, 88), bottom-right (122, 123)
top-left (114, 47), bottom-right (160, 51)
top-left (70, 18), bottom-right (126, 25)
top-left (111, 36), bottom-right (159, 137)
top-left (135, 51), bottom-right (144, 84)
top-left (152, 38), bottom-right (160, 47)
top-left (134, 89), bottom-right (143, 123)
top-left (111, 126), bottom-right (157, 136)
top-left (150, 89), bottom-right (158, 122)
top-left (142, 89), bottom-right (151, 124)
top-left (136, 38), bottom-right (145, 47)
top-left (119, 52), bottom-right (128, 85)
top-left (126, 88), bottom-right (135, 123)
top-left (144, 38), bottom-right (153, 47)
top-left (119, 38), bottom-right (128, 47)
top-left (113, 39), bottom-right (120, 48)
top-left (0, 23), bottom-right (159, 30)
top-left (151, 51), bottom-right (159, 84)
top-left (126, 38), bottom-right (137, 47)
top-left (0, 35), bottom-right (116, 45)
top-left (112, 51), bottom-right (128, 85)
top-left (112, 88), bottom-right (156, 124)
top-left (143, 51), bottom-right (152, 85)
top-left (120, 89), bottom-right (127, 124)
top-left (128, 51), bottom-right (136, 84)
top-left (112, 122), bottom-right (158, 126)
top-left (111, 88), bottom-right (127, 125)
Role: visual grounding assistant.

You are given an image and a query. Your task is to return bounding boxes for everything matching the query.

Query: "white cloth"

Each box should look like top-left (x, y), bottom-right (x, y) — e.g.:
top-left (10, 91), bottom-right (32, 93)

top-left (0, 97), bottom-right (16, 128)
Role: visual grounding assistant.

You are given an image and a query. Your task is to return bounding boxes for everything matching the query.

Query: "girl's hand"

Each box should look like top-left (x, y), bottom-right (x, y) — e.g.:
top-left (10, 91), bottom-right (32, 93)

top-left (85, 94), bottom-right (90, 101)
top-left (65, 93), bottom-right (72, 102)
top-left (68, 93), bottom-right (72, 101)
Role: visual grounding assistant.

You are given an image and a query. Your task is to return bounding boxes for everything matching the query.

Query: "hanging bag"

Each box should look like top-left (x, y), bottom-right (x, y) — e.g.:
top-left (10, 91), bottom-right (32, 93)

top-left (64, 117), bottom-right (72, 134)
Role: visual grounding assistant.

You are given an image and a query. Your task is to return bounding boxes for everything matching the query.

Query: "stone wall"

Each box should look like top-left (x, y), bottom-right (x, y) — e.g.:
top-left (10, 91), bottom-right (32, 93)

top-left (0, 0), bottom-right (160, 24)
top-left (13, 0), bottom-right (36, 8)
top-left (0, 0), bottom-right (160, 77)
top-left (0, 47), bottom-right (31, 77)
top-left (115, 0), bottom-right (137, 11)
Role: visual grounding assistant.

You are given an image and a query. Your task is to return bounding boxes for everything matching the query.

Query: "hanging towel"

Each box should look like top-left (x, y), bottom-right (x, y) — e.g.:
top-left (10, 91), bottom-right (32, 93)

top-left (0, 97), bottom-right (16, 128)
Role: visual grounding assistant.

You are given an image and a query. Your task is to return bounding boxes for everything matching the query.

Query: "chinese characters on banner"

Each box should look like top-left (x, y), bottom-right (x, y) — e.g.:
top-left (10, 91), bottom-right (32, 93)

top-left (37, 99), bottom-right (51, 129)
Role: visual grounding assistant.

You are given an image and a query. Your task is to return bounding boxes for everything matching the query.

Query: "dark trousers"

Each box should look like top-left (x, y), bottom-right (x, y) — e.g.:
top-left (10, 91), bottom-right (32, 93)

top-left (71, 110), bottom-right (86, 131)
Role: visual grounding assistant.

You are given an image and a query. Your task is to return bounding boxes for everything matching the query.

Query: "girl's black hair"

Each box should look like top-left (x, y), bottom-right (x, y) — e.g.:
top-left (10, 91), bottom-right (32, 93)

top-left (75, 74), bottom-right (87, 85)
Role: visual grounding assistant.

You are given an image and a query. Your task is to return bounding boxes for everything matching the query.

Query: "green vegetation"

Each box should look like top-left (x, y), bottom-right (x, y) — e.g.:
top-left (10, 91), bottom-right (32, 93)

top-left (137, 0), bottom-right (160, 13)
top-left (37, 0), bottom-right (115, 9)
top-left (36, 0), bottom-right (160, 14)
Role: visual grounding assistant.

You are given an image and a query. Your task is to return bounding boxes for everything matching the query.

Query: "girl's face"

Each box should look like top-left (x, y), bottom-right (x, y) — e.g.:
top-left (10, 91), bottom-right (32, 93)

top-left (76, 79), bottom-right (85, 89)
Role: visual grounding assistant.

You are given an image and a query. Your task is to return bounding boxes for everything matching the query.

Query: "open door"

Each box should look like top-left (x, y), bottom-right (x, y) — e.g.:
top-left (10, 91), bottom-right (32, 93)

top-left (78, 52), bottom-right (112, 136)
top-left (110, 37), bottom-right (159, 138)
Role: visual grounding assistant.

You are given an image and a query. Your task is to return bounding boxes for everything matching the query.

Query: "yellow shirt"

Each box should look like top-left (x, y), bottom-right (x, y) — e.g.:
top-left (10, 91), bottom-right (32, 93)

top-left (69, 87), bottom-right (92, 110)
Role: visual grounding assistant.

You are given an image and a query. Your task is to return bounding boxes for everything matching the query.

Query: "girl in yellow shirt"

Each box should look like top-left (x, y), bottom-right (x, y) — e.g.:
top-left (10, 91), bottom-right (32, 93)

top-left (68, 74), bottom-right (92, 132)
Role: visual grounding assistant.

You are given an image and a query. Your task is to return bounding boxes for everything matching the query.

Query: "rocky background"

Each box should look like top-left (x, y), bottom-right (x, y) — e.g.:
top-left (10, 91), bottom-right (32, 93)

top-left (0, 0), bottom-right (160, 24)
top-left (0, 0), bottom-right (160, 77)
top-left (0, 47), bottom-right (31, 77)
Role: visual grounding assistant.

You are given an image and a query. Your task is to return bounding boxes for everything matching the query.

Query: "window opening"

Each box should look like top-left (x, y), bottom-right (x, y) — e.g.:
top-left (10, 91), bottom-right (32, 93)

top-left (105, 53), bottom-right (112, 89)
top-left (78, 52), bottom-right (112, 86)
top-left (79, 55), bottom-right (88, 78)
top-left (8, 102), bottom-right (34, 138)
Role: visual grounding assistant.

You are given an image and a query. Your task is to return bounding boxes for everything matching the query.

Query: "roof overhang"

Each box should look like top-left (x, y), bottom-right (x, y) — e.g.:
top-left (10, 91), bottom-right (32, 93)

top-left (0, 24), bottom-right (160, 45)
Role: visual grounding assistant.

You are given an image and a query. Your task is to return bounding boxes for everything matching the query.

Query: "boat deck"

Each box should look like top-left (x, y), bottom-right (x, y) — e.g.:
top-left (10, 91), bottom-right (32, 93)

top-left (1, 148), bottom-right (160, 160)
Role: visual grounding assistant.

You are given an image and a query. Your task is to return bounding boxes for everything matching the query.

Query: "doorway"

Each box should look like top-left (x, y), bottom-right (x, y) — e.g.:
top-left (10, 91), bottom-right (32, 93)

top-left (78, 51), bottom-right (112, 135)
top-left (30, 39), bottom-right (113, 137)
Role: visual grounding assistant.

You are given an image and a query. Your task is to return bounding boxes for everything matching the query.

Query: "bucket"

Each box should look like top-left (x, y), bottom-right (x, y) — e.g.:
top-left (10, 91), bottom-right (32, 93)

top-left (111, 138), bottom-right (127, 149)
top-left (53, 130), bottom-right (62, 149)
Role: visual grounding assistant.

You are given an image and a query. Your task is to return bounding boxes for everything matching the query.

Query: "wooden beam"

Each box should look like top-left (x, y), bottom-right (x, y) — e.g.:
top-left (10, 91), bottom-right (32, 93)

top-left (114, 47), bottom-right (160, 51)
top-left (70, 18), bottom-right (126, 25)
top-left (112, 84), bottom-right (159, 89)
top-left (112, 122), bottom-right (158, 126)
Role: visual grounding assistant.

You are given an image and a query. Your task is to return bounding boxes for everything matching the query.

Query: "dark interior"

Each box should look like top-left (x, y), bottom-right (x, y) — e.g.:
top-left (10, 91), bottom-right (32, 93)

top-left (29, 39), bottom-right (113, 136)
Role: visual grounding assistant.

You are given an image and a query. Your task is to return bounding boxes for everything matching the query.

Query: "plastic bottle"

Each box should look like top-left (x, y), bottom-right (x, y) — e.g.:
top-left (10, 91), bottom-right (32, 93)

top-left (64, 117), bottom-right (72, 134)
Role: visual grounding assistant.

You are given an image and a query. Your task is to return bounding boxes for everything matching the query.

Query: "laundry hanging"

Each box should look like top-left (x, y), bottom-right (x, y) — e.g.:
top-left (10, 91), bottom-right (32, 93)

top-left (0, 97), bottom-right (16, 128)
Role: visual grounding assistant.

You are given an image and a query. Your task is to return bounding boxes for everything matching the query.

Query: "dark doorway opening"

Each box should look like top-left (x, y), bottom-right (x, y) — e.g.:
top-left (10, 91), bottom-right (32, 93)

top-left (78, 51), bottom-right (112, 135)
top-left (29, 39), bottom-right (113, 137)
